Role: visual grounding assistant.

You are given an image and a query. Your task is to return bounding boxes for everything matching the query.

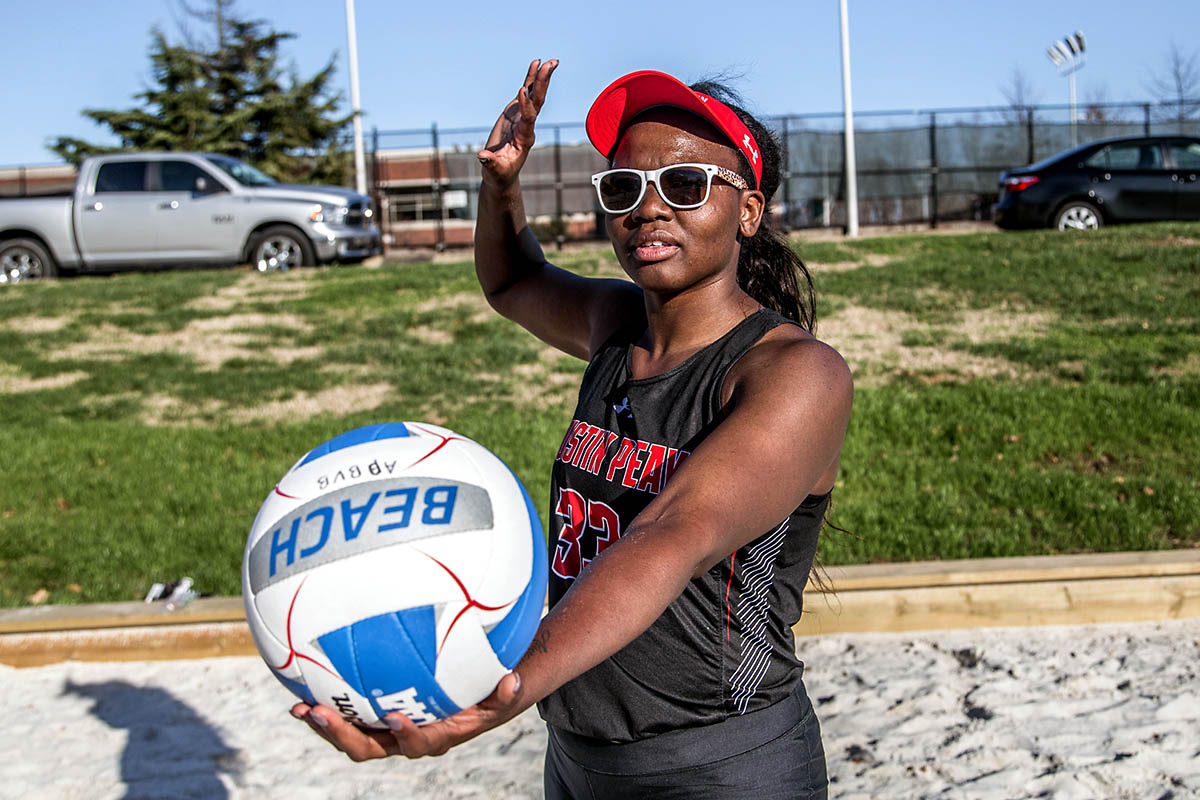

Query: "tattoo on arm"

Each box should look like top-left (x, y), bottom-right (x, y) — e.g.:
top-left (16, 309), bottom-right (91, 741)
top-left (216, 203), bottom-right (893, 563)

top-left (527, 629), bottom-right (550, 655)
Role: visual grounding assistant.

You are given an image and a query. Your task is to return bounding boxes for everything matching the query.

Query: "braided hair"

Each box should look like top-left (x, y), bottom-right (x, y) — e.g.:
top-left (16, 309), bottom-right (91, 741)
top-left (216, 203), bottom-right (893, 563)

top-left (689, 80), bottom-right (817, 333)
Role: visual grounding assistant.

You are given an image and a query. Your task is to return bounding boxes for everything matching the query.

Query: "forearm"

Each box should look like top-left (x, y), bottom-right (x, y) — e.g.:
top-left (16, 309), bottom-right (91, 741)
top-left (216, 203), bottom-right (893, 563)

top-left (511, 522), bottom-right (700, 712)
top-left (474, 177), bottom-right (546, 302)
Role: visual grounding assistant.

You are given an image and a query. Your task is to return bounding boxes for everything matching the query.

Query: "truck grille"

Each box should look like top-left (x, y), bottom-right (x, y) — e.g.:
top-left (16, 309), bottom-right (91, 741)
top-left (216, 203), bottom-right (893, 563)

top-left (346, 201), bottom-right (371, 228)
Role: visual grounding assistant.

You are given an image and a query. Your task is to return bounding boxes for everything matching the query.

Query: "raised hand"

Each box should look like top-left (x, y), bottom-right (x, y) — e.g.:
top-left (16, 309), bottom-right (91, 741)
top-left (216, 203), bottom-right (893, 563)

top-left (290, 670), bottom-right (524, 761)
top-left (477, 59), bottom-right (558, 187)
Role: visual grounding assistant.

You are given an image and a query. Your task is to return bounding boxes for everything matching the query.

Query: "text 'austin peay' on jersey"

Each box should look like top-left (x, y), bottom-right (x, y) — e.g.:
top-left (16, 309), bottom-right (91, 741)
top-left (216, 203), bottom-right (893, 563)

top-left (537, 307), bottom-right (830, 743)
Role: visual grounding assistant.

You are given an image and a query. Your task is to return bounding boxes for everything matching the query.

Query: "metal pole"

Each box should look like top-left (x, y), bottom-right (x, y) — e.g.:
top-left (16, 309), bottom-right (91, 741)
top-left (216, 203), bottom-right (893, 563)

top-left (780, 116), bottom-right (791, 230)
top-left (345, 0), bottom-right (367, 195)
top-left (554, 125), bottom-right (564, 251)
top-left (928, 113), bottom-right (938, 229)
top-left (1143, 104), bottom-right (1151, 135)
top-left (838, 0), bottom-right (859, 237)
top-left (1026, 108), bottom-right (1036, 164)
top-left (1069, 70), bottom-right (1077, 147)
top-left (431, 122), bottom-right (444, 252)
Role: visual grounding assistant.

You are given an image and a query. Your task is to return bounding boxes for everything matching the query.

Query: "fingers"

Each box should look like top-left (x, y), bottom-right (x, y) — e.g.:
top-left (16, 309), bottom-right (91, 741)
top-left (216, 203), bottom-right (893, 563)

top-left (292, 704), bottom-right (399, 762)
top-left (384, 710), bottom-right (445, 758)
top-left (528, 59), bottom-right (558, 108)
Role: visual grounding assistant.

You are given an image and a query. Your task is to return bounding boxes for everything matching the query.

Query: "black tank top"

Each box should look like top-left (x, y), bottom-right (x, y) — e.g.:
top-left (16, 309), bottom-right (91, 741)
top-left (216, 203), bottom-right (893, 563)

top-left (537, 307), bottom-right (830, 743)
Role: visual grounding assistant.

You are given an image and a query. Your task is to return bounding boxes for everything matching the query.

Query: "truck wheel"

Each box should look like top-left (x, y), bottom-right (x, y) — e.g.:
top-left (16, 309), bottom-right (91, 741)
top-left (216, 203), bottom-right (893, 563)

top-left (0, 238), bottom-right (59, 284)
top-left (248, 226), bottom-right (315, 272)
top-left (1054, 202), bottom-right (1103, 231)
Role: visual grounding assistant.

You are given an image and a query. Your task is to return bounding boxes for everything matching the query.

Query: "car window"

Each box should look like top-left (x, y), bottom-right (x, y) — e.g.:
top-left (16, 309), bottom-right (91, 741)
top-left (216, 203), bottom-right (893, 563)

top-left (1170, 143), bottom-right (1200, 170)
top-left (160, 160), bottom-right (217, 192)
top-left (1087, 143), bottom-right (1163, 170)
top-left (94, 162), bottom-right (148, 193)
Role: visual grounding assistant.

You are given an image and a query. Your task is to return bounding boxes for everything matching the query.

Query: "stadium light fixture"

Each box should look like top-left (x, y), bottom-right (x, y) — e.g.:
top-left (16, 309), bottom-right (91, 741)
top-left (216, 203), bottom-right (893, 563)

top-left (1046, 31), bottom-right (1087, 146)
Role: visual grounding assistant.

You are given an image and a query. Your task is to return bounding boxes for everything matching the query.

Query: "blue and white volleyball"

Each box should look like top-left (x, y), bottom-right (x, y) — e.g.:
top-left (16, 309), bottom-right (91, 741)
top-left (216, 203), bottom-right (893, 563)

top-left (242, 422), bottom-right (547, 729)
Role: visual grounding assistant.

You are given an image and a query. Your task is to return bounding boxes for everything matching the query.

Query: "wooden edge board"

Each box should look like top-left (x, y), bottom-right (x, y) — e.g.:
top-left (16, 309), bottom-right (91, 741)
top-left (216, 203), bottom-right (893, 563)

top-left (794, 573), bottom-right (1200, 637)
top-left (819, 549), bottom-right (1200, 591)
top-left (0, 622), bottom-right (257, 668)
top-left (3, 572), bottom-right (1199, 668)
top-left (0, 596), bottom-right (245, 634)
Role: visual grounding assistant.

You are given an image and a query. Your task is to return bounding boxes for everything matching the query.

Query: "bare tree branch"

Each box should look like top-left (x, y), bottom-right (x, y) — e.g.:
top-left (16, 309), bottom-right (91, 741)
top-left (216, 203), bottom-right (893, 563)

top-left (1145, 42), bottom-right (1200, 122)
top-left (999, 66), bottom-right (1040, 124)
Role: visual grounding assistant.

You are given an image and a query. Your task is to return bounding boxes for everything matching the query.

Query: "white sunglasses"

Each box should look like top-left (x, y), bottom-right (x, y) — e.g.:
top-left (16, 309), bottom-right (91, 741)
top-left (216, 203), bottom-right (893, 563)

top-left (591, 163), bottom-right (749, 214)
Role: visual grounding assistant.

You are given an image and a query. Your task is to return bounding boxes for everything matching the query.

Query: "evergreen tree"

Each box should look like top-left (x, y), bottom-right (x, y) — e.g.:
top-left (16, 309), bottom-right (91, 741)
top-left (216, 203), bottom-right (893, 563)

top-left (50, 4), bottom-right (350, 185)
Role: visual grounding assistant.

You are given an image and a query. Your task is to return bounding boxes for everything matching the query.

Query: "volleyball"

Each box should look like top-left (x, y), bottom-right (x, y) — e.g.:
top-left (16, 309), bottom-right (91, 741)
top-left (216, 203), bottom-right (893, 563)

top-left (241, 422), bottom-right (547, 729)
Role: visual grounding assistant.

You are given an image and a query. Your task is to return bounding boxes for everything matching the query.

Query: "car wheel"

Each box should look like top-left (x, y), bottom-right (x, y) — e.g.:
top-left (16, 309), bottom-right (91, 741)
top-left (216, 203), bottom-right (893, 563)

top-left (248, 226), bottom-right (315, 272)
top-left (0, 238), bottom-right (59, 284)
top-left (1054, 202), bottom-right (1103, 231)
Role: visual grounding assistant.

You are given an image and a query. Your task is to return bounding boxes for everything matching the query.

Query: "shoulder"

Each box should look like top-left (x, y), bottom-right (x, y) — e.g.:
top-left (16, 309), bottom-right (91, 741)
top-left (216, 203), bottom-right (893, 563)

top-left (723, 322), bottom-right (853, 415)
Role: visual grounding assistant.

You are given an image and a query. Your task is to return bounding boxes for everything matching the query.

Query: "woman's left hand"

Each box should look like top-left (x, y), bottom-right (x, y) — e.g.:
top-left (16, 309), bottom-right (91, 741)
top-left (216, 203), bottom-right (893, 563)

top-left (291, 671), bottom-right (523, 761)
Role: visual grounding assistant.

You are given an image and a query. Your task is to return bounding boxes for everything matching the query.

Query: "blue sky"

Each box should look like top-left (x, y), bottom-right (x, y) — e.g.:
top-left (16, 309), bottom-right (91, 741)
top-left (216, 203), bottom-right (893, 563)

top-left (5, 0), bottom-right (1196, 165)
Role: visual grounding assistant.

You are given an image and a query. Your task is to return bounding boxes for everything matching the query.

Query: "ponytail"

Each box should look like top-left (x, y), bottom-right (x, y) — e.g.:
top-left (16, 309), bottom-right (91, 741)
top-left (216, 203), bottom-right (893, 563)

top-left (690, 80), bottom-right (817, 333)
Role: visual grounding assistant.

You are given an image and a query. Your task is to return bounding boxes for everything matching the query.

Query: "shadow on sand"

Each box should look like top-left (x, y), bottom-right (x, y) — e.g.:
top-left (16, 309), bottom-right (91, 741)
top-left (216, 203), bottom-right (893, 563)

top-left (63, 679), bottom-right (239, 799)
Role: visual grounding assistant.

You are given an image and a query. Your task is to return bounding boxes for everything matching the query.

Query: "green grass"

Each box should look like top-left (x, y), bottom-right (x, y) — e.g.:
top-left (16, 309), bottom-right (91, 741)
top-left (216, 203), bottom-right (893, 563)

top-left (1, 223), bottom-right (1198, 606)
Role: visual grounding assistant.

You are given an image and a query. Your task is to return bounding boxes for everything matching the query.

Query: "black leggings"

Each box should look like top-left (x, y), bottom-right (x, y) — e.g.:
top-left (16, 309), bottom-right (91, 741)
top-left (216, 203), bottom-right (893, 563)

top-left (543, 682), bottom-right (828, 800)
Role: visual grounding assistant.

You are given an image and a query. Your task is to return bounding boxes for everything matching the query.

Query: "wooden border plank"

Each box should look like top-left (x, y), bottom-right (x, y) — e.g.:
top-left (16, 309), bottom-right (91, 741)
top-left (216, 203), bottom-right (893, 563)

top-left (795, 574), bottom-right (1200, 637)
top-left (2, 551), bottom-right (1198, 667)
top-left (0, 623), bottom-right (257, 668)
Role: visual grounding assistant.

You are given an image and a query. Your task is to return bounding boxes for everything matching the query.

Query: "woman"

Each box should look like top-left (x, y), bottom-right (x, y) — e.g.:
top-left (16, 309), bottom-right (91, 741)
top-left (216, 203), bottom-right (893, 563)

top-left (293, 60), bottom-right (852, 799)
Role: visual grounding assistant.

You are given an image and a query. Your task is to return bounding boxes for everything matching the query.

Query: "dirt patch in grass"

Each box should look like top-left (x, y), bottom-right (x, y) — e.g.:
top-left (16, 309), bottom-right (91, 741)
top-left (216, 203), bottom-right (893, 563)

top-left (410, 326), bottom-right (454, 345)
top-left (139, 393), bottom-right (226, 426)
top-left (820, 304), bottom-right (1051, 386)
top-left (807, 253), bottom-right (898, 274)
top-left (0, 369), bottom-right (89, 393)
top-left (136, 383), bottom-right (395, 425)
top-left (1153, 235), bottom-right (1200, 247)
top-left (414, 292), bottom-right (493, 324)
top-left (504, 348), bottom-right (580, 409)
top-left (1152, 353), bottom-right (1200, 377)
top-left (185, 272), bottom-right (313, 311)
top-left (230, 383), bottom-right (394, 423)
top-left (2, 314), bottom-right (76, 334)
top-left (52, 314), bottom-right (319, 370)
top-left (808, 261), bottom-right (861, 273)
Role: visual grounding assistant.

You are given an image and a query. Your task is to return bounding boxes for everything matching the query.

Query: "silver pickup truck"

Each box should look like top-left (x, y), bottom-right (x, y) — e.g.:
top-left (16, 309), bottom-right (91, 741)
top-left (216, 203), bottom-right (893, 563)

top-left (0, 152), bottom-right (381, 282)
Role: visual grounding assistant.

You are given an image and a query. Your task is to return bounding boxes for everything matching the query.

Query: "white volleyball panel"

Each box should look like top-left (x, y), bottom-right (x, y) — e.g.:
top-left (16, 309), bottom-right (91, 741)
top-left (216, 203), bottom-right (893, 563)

top-left (432, 605), bottom-right (508, 709)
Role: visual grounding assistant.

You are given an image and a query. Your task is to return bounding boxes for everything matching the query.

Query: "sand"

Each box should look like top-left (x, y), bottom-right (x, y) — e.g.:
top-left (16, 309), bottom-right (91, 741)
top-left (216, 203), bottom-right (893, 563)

top-left (2, 618), bottom-right (1196, 799)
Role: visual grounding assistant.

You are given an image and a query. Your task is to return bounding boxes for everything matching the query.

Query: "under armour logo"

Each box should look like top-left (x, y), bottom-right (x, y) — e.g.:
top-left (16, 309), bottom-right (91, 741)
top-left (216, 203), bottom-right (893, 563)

top-left (613, 396), bottom-right (632, 417)
top-left (742, 134), bottom-right (759, 165)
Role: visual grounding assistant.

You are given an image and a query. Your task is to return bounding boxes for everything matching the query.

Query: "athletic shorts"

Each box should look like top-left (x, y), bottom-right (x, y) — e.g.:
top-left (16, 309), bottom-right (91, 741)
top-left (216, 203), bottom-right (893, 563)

top-left (543, 680), bottom-right (828, 800)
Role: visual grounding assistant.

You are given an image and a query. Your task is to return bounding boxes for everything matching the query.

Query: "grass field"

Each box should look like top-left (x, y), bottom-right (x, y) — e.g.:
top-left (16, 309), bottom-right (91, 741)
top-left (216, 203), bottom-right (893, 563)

top-left (1, 223), bottom-right (1198, 607)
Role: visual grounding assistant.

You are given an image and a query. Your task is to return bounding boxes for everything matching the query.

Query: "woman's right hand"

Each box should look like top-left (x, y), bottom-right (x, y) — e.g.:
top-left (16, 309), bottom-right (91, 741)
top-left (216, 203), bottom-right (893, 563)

top-left (477, 59), bottom-right (558, 187)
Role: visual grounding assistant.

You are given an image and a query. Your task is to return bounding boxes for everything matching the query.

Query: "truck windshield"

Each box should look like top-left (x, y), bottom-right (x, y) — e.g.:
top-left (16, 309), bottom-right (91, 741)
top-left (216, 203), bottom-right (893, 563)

top-left (203, 156), bottom-right (278, 187)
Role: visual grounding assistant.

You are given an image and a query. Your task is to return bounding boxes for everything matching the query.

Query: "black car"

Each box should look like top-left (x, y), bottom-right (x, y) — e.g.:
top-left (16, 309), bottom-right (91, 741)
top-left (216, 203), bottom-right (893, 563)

top-left (993, 135), bottom-right (1200, 230)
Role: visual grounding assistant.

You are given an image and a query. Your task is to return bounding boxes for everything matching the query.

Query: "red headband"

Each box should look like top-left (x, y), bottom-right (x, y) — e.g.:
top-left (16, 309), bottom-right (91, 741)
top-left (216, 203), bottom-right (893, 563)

top-left (585, 70), bottom-right (763, 189)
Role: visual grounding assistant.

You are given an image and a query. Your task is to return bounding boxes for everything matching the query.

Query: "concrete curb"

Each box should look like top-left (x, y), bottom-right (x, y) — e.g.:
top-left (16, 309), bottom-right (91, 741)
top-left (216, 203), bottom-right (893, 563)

top-left (3, 550), bottom-right (1198, 667)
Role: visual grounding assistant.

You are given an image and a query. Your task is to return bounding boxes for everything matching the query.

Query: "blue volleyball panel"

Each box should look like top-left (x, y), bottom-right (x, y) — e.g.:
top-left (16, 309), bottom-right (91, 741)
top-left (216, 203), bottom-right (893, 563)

top-left (299, 422), bottom-right (410, 467)
top-left (316, 605), bottom-right (461, 723)
top-left (486, 469), bottom-right (549, 669)
top-left (271, 669), bottom-right (317, 706)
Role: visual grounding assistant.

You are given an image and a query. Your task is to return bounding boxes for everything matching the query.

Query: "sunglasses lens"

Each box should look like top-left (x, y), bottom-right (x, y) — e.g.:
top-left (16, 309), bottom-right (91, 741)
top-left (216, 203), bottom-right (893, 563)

top-left (660, 167), bottom-right (709, 207)
top-left (598, 171), bottom-right (643, 211)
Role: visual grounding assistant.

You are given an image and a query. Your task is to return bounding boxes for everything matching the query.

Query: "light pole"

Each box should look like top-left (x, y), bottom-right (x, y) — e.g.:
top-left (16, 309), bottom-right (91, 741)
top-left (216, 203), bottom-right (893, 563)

top-left (838, 0), bottom-right (859, 237)
top-left (345, 0), bottom-right (367, 195)
top-left (1046, 31), bottom-right (1086, 146)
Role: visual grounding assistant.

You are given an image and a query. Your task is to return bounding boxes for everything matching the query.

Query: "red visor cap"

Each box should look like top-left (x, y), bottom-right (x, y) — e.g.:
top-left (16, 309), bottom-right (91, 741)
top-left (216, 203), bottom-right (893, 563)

top-left (585, 69), bottom-right (763, 190)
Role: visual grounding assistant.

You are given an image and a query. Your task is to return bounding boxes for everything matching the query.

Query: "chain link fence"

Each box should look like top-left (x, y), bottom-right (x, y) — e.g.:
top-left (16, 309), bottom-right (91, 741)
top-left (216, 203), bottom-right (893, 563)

top-left (6, 99), bottom-right (1198, 249)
